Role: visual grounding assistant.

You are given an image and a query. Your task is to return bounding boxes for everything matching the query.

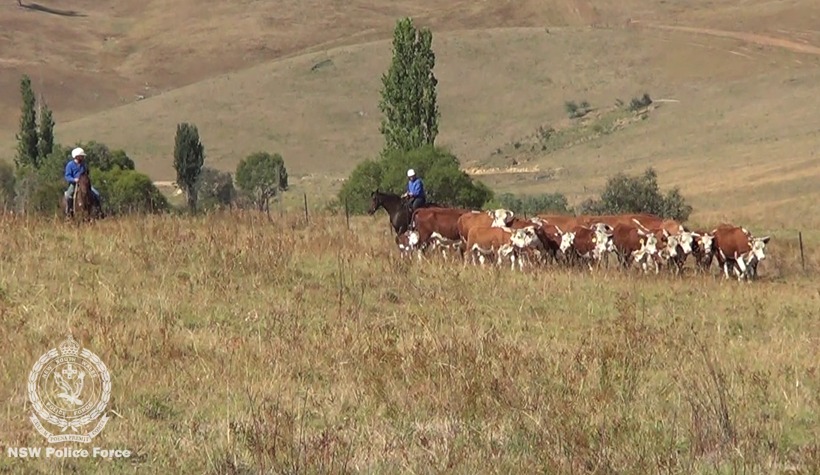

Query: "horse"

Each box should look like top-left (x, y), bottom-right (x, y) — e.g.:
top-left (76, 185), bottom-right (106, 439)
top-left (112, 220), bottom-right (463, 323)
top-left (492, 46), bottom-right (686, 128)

top-left (62, 169), bottom-right (104, 221)
top-left (367, 189), bottom-right (442, 236)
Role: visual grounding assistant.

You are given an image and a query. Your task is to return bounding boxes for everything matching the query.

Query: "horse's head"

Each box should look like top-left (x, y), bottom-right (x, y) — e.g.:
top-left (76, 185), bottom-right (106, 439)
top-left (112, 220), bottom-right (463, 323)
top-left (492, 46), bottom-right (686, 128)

top-left (78, 168), bottom-right (91, 187)
top-left (367, 190), bottom-right (384, 215)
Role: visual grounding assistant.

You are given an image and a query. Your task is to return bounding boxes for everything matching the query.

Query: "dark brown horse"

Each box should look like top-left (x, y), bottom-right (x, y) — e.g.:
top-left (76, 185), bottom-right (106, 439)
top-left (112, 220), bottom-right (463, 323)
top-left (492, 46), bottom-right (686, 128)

top-left (62, 169), bottom-right (103, 221)
top-left (367, 190), bottom-right (443, 236)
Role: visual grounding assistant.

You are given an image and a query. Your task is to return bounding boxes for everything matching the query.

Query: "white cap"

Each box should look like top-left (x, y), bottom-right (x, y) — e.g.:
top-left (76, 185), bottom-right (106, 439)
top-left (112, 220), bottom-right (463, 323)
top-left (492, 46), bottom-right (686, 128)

top-left (407, 169), bottom-right (415, 177)
top-left (71, 147), bottom-right (86, 159)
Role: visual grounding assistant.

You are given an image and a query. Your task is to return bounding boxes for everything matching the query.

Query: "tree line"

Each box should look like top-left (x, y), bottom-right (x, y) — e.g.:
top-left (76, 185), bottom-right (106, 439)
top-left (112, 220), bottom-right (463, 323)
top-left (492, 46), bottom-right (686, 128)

top-left (3, 17), bottom-right (692, 221)
top-left (2, 77), bottom-right (290, 216)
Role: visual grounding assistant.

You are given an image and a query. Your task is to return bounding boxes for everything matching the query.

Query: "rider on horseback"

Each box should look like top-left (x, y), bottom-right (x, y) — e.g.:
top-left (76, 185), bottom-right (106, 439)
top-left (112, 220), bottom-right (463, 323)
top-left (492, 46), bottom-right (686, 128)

top-left (64, 147), bottom-right (102, 216)
top-left (401, 168), bottom-right (426, 213)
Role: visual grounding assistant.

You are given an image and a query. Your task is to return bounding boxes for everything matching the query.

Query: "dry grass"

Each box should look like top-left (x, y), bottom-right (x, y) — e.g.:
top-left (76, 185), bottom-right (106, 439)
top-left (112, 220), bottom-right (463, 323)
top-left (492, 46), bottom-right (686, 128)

top-left (0, 211), bottom-right (817, 473)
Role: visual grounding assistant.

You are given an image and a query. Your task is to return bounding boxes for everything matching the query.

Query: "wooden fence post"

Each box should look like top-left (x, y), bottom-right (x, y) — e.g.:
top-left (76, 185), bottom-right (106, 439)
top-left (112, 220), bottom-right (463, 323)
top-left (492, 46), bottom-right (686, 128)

top-left (799, 231), bottom-right (805, 272)
top-left (303, 193), bottom-right (309, 224)
top-left (344, 199), bottom-right (350, 229)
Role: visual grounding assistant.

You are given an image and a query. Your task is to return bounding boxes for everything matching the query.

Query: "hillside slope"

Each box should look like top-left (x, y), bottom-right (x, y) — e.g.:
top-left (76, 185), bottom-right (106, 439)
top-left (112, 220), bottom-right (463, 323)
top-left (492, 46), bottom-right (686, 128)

top-left (1, 0), bottom-right (819, 228)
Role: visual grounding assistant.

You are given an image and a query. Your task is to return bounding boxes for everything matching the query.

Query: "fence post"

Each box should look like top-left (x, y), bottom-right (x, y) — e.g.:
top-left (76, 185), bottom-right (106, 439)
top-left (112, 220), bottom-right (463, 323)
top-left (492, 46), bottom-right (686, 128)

top-left (344, 199), bottom-right (350, 229)
top-left (303, 193), bottom-right (309, 224)
top-left (799, 231), bottom-right (805, 272)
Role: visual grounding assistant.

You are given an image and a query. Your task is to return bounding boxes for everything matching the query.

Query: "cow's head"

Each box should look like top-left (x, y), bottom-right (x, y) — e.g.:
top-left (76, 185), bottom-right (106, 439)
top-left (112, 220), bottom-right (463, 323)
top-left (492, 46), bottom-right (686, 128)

top-left (490, 209), bottom-right (514, 227)
top-left (664, 233), bottom-right (681, 258)
top-left (749, 235), bottom-right (771, 261)
top-left (676, 229), bottom-right (698, 254)
top-left (591, 228), bottom-right (614, 258)
top-left (559, 230), bottom-right (575, 254)
top-left (510, 226), bottom-right (538, 249)
top-left (590, 222), bottom-right (614, 234)
top-left (639, 233), bottom-right (660, 257)
top-left (696, 233), bottom-right (714, 255)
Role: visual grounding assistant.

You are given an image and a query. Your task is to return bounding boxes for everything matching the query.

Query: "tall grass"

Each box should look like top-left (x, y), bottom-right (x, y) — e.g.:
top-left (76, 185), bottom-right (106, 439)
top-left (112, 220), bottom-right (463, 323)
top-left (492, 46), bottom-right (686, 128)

top-left (0, 211), bottom-right (817, 473)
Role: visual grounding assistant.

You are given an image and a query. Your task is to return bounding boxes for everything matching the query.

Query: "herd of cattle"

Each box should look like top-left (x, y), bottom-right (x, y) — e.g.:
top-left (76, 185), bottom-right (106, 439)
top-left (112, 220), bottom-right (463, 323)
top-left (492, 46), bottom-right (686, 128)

top-left (391, 207), bottom-right (771, 281)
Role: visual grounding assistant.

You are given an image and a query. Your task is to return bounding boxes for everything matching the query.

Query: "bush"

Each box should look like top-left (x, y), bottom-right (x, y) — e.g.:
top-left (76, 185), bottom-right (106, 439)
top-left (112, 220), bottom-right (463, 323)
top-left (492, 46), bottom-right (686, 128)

top-left (75, 141), bottom-right (136, 171)
top-left (491, 192), bottom-right (570, 216)
top-left (0, 161), bottom-right (15, 211)
top-left (12, 165), bottom-right (64, 215)
top-left (196, 167), bottom-right (235, 211)
top-left (628, 93), bottom-right (653, 112)
top-left (577, 167), bottom-right (692, 222)
top-left (94, 168), bottom-right (169, 214)
top-left (235, 152), bottom-right (288, 212)
top-left (338, 145), bottom-right (493, 214)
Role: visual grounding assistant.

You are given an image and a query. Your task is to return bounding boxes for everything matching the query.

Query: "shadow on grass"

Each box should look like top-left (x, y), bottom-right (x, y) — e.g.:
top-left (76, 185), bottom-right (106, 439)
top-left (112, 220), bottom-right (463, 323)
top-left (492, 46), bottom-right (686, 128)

top-left (18, 2), bottom-right (86, 17)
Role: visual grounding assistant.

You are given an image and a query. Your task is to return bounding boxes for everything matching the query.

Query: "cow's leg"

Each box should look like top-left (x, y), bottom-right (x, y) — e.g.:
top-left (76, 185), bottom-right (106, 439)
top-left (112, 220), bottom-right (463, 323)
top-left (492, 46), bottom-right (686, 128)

top-left (735, 256), bottom-right (748, 282)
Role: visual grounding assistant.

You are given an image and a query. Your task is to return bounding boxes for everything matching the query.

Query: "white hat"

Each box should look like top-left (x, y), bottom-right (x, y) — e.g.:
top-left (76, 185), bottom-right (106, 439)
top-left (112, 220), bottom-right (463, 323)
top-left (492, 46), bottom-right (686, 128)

top-left (407, 169), bottom-right (416, 177)
top-left (71, 147), bottom-right (86, 159)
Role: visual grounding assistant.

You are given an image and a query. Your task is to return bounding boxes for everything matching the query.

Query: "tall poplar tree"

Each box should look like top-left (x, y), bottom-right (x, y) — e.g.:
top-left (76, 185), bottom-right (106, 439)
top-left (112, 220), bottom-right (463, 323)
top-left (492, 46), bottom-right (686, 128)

top-left (37, 96), bottom-right (55, 162)
top-left (378, 17), bottom-right (440, 154)
top-left (173, 122), bottom-right (205, 212)
top-left (15, 75), bottom-right (39, 169)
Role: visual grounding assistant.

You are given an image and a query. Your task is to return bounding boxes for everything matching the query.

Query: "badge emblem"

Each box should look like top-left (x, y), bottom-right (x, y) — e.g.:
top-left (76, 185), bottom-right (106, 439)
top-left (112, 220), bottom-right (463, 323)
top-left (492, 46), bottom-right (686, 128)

top-left (27, 335), bottom-right (112, 443)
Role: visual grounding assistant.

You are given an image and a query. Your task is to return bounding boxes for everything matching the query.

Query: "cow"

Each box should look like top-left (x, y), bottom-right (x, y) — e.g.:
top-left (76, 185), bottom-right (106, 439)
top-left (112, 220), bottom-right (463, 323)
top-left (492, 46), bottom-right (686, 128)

top-left (536, 214), bottom-right (583, 232)
top-left (395, 230), bottom-right (421, 259)
top-left (409, 207), bottom-right (473, 258)
top-left (465, 225), bottom-right (540, 270)
top-left (427, 232), bottom-right (465, 260)
top-left (558, 224), bottom-right (614, 270)
top-left (610, 222), bottom-right (663, 273)
top-left (691, 229), bottom-right (716, 272)
top-left (457, 209), bottom-right (515, 242)
top-left (578, 213), bottom-right (665, 230)
top-left (711, 225), bottom-right (770, 281)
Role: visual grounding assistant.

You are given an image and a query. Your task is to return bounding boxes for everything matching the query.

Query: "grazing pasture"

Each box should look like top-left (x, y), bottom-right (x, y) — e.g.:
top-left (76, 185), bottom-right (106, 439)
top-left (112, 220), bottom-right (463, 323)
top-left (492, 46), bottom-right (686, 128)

top-left (0, 211), bottom-right (817, 473)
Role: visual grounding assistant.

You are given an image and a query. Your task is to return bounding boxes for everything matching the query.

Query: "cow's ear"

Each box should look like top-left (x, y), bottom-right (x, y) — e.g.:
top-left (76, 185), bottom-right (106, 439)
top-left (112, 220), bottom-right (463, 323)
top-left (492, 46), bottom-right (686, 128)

top-left (760, 236), bottom-right (771, 244)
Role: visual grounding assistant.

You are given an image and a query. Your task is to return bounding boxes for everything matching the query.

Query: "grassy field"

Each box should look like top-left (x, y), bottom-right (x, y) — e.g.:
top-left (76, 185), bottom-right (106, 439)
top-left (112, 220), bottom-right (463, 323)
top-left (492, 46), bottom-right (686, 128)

top-left (0, 211), bottom-right (817, 473)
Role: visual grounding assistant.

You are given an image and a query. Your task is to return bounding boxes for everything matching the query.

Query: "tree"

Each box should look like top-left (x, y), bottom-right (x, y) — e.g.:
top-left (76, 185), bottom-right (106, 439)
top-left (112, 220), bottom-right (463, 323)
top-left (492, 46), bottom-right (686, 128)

top-left (578, 167), bottom-right (693, 222)
top-left (37, 98), bottom-right (54, 162)
top-left (15, 75), bottom-right (39, 169)
top-left (235, 152), bottom-right (288, 212)
top-left (378, 17), bottom-right (440, 154)
top-left (173, 122), bottom-right (205, 212)
top-left (338, 145), bottom-right (493, 213)
top-left (196, 167), bottom-right (235, 211)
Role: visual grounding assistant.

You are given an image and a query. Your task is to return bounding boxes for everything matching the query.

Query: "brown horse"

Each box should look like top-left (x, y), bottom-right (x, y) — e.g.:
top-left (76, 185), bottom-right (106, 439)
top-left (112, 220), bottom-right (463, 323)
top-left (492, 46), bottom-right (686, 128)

top-left (62, 169), bottom-right (103, 221)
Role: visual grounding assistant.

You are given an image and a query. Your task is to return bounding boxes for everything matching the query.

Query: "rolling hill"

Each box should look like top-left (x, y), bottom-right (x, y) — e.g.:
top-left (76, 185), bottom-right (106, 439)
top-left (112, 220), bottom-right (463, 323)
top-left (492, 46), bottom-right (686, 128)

top-left (1, 0), bottom-right (819, 227)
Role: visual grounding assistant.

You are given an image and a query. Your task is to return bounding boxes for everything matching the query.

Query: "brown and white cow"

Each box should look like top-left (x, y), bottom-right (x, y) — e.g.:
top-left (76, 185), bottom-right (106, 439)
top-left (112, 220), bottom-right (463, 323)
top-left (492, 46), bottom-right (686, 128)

top-left (465, 225), bottom-right (540, 270)
top-left (558, 224), bottom-right (614, 270)
top-left (611, 223), bottom-right (664, 273)
top-left (395, 230), bottom-right (421, 259)
top-left (711, 225), bottom-right (770, 281)
top-left (410, 207), bottom-right (473, 257)
top-left (457, 209), bottom-right (515, 242)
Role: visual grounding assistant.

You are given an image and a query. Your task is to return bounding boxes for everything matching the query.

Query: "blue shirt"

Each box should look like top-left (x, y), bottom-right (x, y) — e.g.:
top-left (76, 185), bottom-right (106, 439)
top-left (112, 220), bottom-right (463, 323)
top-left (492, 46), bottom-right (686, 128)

top-left (65, 160), bottom-right (88, 184)
top-left (407, 178), bottom-right (424, 198)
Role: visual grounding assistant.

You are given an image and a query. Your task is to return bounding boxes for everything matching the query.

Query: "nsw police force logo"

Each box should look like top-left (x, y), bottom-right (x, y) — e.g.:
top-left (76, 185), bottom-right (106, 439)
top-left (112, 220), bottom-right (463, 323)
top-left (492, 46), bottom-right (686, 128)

top-left (27, 335), bottom-right (112, 443)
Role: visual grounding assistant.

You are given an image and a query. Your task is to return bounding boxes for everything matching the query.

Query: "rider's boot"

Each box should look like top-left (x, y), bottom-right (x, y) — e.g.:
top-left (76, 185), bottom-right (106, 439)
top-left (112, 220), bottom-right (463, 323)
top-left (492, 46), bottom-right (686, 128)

top-left (65, 198), bottom-right (73, 218)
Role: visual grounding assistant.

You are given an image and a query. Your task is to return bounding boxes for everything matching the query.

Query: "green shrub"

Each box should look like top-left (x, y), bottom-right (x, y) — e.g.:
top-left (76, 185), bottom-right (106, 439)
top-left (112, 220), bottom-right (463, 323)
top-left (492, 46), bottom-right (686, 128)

top-left (94, 168), bottom-right (169, 214)
top-left (577, 167), bottom-right (692, 222)
top-left (338, 145), bottom-right (493, 214)
top-left (491, 192), bottom-right (570, 216)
